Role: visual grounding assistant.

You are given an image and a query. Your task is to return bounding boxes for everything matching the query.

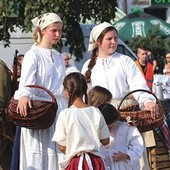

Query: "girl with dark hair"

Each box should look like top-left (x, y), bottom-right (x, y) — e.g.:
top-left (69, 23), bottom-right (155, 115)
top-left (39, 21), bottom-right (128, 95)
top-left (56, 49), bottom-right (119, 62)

top-left (52, 72), bottom-right (110, 170)
top-left (98, 103), bottom-right (144, 170)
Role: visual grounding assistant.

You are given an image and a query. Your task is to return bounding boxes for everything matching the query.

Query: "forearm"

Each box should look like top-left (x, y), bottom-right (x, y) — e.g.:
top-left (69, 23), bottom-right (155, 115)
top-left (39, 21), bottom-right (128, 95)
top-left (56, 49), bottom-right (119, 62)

top-left (59, 145), bottom-right (66, 154)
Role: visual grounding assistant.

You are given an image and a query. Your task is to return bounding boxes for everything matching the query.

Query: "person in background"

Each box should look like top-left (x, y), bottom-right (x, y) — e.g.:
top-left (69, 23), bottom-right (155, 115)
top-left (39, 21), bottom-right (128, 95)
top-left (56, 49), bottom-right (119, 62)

top-left (62, 52), bottom-right (79, 75)
top-left (16, 54), bottom-right (24, 65)
top-left (98, 103), bottom-right (144, 170)
top-left (130, 47), bottom-right (158, 169)
top-left (10, 54), bottom-right (24, 170)
top-left (12, 12), bottom-right (67, 170)
top-left (16, 54), bottom-right (24, 89)
top-left (147, 50), bottom-right (157, 74)
top-left (135, 47), bottom-right (156, 169)
top-left (88, 85), bottom-right (112, 107)
top-left (10, 54), bottom-right (25, 96)
top-left (135, 46), bottom-right (154, 91)
top-left (52, 72), bottom-right (110, 170)
top-left (0, 59), bottom-right (14, 170)
top-left (163, 53), bottom-right (170, 76)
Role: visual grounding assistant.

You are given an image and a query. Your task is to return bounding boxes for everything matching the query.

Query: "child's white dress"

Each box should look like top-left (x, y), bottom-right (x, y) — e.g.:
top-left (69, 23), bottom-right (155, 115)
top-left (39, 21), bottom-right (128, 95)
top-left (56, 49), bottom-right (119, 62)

top-left (102, 121), bottom-right (144, 170)
top-left (52, 105), bottom-right (110, 169)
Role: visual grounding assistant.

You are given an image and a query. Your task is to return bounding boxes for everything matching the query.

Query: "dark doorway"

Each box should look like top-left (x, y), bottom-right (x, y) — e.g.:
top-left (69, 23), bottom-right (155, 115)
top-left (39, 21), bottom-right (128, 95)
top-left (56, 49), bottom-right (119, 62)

top-left (144, 7), bottom-right (167, 21)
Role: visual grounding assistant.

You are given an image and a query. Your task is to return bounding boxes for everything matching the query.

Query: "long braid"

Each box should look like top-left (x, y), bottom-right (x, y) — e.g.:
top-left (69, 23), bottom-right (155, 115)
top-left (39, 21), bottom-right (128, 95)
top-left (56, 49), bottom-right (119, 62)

top-left (85, 48), bottom-right (98, 83)
top-left (85, 26), bottom-right (117, 84)
top-left (68, 90), bottom-right (75, 107)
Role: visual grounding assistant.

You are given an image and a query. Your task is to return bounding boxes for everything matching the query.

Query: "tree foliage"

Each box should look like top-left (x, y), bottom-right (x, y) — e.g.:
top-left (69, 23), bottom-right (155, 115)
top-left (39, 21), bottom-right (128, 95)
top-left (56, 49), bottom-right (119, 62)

top-left (128, 26), bottom-right (170, 73)
top-left (0, 0), bottom-right (117, 61)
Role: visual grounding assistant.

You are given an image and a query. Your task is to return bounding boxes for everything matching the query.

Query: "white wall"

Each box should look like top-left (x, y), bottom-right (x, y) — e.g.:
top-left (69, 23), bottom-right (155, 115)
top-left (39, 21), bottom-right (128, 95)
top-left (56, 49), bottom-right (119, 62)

top-left (0, 27), bottom-right (34, 69)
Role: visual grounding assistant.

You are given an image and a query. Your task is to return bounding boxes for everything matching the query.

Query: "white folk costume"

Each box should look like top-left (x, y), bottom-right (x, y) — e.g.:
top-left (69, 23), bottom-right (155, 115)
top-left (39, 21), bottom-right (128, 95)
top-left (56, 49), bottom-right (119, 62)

top-left (102, 121), bottom-right (144, 170)
top-left (81, 22), bottom-right (155, 108)
top-left (81, 53), bottom-right (155, 109)
top-left (14, 13), bottom-right (67, 170)
top-left (52, 105), bottom-right (110, 169)
top-left (81, 22), bottom-right (156, 170)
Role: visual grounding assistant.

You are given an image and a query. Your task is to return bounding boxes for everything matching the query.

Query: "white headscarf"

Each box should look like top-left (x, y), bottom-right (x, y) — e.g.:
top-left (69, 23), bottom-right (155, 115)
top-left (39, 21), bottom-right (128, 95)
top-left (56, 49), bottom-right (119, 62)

top-left (88, 22), bottom-right (114, 52)
top-left (31, 12), bottom-right (62, 45)
top-left (31, 12), bottom-right (62, 30)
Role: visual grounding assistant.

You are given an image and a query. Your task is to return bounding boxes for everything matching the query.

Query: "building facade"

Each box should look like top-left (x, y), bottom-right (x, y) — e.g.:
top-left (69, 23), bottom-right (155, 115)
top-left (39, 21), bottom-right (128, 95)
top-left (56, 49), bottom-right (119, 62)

top-left (117, 0), bottom-right (170, 23)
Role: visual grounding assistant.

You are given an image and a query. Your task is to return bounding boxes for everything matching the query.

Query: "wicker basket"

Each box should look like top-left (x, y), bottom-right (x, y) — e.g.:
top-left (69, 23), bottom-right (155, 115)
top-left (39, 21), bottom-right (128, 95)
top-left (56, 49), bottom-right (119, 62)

top-left (117, 89), bottom-right (165, 133)
top-left (8, 85), bottom-right (58, 130)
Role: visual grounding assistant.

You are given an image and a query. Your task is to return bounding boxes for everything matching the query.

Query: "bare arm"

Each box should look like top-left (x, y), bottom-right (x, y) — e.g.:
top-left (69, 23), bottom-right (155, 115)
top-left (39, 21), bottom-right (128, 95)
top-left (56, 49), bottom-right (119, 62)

top-left (59, 145), bottom-right (66, 154)
top-left (153, 60), bottom-right (157, 72)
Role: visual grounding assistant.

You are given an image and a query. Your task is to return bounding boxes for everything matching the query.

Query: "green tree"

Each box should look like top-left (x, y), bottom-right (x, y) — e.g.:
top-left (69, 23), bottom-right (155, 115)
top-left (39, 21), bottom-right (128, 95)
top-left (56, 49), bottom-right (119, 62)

top-left (128, 26), bottom-right (170, 74)
top-left (0, 0), bottom-right (117, 61)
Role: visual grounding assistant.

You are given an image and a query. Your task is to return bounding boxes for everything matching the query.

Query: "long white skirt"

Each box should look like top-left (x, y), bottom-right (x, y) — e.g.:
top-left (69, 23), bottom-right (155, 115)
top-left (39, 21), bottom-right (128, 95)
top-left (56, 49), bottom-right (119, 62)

top-left (19, 97), bottom-right (67, 170)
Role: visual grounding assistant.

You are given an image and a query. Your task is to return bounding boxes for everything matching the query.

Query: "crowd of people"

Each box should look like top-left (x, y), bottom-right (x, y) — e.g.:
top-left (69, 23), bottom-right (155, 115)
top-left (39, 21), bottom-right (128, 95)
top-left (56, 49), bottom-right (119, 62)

top-left (0, 12), bottom-right (169, 170)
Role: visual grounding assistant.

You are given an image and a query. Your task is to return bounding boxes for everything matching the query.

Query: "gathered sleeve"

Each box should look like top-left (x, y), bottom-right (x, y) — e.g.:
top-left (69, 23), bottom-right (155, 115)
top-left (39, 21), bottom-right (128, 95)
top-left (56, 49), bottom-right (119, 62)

top-left (52, 110), bottom-right (67, 146)
top-left (99, 114), bottom-right (110, 141)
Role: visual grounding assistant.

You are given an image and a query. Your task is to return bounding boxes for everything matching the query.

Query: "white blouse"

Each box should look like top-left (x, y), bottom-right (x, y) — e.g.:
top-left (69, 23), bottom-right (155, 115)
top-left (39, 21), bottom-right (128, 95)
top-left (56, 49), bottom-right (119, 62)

top-left (15, 46), bottom-right (66, 100)
top-left (52, 105), bottom-right (110, 169)
top-left (81, 52), bottom-right (155, 108)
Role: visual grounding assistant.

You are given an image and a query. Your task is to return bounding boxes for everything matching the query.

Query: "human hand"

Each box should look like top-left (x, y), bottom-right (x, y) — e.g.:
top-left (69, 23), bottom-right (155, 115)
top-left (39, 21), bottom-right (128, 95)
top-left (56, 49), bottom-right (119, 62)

top-left (17, 96), bottom-right (32, 117)
top-left (111, 151), bottom-right (130, 162)
top-left (144, 101), bottom-right (159, 119)
top-left (126, 116), bottom-right (136, 126)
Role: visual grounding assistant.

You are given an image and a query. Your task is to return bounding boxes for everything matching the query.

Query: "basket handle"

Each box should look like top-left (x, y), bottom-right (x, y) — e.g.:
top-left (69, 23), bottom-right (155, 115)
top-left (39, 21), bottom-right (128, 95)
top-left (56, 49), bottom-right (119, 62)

top-left (25, 85), bottom-right (56, 103)
top-left (117, 89), bottom-right (158, 110)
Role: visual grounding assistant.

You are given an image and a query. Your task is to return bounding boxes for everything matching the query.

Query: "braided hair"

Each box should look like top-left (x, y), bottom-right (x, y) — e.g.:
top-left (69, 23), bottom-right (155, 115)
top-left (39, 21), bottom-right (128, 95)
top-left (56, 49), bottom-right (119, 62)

top-left (32, 27), bottom-right (42, 44)
top-left (85, 26), bottom-right (118, 83)
top-left (63, 72), bottom-right (88, 107)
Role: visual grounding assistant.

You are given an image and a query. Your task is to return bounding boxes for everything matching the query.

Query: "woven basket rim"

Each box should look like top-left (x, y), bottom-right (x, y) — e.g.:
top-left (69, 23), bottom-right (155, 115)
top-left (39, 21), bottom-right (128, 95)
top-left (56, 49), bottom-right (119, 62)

top-left (117, 89), bottom-right (165, 132)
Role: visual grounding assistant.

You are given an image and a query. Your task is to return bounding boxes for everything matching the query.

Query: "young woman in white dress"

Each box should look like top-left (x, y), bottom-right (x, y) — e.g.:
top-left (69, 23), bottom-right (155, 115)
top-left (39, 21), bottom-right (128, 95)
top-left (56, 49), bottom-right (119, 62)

top-left (81, 22), bottom-right (160, 170)
top-left (14, 13), bottom-right (67, 170)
